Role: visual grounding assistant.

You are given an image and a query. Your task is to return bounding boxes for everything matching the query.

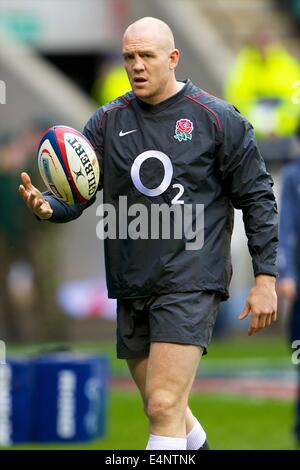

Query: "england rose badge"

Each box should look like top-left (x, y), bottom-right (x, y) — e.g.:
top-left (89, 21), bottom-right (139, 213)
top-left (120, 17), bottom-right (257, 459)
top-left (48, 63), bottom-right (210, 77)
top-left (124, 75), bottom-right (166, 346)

top-left (174, 119), bottom-right (193, 142)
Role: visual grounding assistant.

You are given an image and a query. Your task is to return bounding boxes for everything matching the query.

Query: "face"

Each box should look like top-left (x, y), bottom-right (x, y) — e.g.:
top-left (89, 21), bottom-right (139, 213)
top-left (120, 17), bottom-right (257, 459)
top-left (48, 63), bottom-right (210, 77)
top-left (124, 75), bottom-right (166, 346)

top-left (122, 33), bottom-right (179, 105)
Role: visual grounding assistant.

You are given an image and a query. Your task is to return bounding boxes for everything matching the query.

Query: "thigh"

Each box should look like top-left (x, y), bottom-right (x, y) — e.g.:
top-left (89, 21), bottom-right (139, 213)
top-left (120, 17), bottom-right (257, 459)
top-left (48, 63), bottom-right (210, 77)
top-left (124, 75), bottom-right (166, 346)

top-left (145, 342), bottom-right (202, 403)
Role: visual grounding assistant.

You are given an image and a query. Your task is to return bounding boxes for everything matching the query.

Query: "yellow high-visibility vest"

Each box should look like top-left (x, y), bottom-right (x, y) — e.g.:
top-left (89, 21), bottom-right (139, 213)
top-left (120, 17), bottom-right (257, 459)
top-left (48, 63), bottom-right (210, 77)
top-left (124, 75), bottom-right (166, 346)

top-left (224, 44), bottom-right (300, 137)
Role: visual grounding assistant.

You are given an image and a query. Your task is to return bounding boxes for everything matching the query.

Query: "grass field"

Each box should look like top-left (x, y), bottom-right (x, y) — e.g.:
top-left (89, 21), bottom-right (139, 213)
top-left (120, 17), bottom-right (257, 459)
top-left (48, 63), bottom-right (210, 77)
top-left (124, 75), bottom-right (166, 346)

top-left (4, 334), bottom-right (299, 450)
top-left (6, 333), bottom-right (293, 377)
top-left (8, 392), bottom-right (296, 450)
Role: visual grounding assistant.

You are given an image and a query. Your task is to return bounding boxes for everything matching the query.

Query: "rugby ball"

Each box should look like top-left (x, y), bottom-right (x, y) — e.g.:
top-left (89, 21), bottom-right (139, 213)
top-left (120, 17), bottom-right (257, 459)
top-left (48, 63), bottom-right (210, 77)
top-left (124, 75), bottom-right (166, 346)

top-left (37, 125), bottom-right (100, 204)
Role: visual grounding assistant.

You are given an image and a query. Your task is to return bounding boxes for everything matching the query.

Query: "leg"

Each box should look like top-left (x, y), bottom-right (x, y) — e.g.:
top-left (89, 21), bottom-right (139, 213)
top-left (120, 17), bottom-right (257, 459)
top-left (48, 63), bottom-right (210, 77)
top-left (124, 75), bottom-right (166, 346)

top-left (121, 292), bottom-right (220, 448)
top-left (127, 355), bottom-right (200, 432)
top-left (185, 406), bottom-right (197, 434)
top-left (127, 350), bottom-right (208, 449)
top-left (289, 298), bottom-right (300, 444)
top-left (144, 291), bottom-right (219, 438)
top-left (127, 356), bottom-right (148, 409)
top-left (295, 368), bottom-right (300, 445)
top-left (145, 342), bottom-right (201, 437)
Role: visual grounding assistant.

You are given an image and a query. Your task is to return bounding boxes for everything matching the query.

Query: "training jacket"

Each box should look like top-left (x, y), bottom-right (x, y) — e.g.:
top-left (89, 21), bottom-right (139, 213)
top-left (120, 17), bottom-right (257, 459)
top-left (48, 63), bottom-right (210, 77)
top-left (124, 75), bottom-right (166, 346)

top-left (44, 79), bottom-right (278, 299)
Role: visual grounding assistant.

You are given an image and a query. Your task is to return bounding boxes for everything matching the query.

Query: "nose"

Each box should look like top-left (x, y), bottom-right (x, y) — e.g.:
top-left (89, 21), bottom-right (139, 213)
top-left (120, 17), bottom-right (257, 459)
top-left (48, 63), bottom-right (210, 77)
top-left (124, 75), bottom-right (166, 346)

top-left (133, 56), bottom-right (145, 73)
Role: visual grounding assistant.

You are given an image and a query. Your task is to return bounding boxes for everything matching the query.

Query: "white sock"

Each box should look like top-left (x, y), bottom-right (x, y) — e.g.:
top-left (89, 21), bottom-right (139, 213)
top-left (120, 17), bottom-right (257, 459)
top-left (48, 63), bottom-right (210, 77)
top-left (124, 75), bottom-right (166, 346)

top-left (186, 419), bottom-right (206, 450)
top-left (146, 434), bottom-right (187, 450)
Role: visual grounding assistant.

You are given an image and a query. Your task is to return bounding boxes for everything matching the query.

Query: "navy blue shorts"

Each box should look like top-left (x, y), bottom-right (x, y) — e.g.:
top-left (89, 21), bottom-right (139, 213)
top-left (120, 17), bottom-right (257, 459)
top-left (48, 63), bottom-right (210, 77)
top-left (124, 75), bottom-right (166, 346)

top-left (116, 291), bottom-right (222, 359)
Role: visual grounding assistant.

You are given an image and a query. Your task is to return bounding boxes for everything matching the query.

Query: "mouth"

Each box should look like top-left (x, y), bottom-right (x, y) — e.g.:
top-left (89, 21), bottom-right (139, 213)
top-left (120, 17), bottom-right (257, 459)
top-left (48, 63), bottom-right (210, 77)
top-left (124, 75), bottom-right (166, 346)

top-left (133, 77), bottom-right (148, 87)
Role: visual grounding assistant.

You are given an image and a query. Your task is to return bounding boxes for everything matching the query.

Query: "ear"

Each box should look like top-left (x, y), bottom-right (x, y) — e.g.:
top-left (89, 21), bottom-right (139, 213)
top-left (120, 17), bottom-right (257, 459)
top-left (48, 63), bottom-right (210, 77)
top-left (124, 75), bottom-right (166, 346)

top-left (169, 48), bottom-right (180, 70)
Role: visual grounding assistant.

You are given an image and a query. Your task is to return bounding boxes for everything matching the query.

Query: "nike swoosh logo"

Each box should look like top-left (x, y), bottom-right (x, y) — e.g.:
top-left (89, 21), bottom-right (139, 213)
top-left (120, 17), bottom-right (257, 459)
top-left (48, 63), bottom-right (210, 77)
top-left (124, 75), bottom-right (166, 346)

top-left (119, 129), bottom-right (138, 137)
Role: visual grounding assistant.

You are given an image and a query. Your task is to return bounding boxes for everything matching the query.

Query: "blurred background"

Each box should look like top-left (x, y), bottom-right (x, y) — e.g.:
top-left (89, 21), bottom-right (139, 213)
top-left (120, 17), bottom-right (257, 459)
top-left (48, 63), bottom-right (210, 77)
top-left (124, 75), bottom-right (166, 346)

top-left (0, 0), bottom-right (300, 450)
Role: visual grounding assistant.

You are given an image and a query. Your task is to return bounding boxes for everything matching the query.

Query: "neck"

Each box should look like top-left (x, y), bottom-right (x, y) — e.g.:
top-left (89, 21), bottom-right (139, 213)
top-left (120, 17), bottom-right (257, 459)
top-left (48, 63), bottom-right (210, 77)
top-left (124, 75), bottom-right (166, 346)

top-left (162, 77), bottom-right (183, 101)
top-left (142, 78), bottom-right (183, 105)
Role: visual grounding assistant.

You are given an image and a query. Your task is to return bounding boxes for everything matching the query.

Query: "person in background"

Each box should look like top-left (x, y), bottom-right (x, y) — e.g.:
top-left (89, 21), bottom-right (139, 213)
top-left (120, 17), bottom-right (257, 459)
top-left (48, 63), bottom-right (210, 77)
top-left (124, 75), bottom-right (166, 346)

top-left (0, 122), bottom-right (61, 341)
top-left (91, 53), bottom-right (131, 106)
top-left (224, 34), bottom-right (300, 139)
top-left (277, 138), bottom-right (300, 447)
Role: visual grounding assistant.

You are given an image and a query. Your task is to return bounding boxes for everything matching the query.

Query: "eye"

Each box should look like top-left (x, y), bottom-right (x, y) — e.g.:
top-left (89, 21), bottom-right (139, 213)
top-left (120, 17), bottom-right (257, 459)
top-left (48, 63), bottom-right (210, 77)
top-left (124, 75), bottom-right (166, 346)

top-left (140, 53), bottom-right (153, 59)
top-left (123, 53), bottom-right (134, 61)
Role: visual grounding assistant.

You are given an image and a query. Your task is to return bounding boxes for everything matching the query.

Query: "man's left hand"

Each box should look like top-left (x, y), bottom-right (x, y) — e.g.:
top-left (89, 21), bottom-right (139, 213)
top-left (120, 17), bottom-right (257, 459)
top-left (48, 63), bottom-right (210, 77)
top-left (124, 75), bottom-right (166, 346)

top-left (238, 275), bottom-right (277, 336)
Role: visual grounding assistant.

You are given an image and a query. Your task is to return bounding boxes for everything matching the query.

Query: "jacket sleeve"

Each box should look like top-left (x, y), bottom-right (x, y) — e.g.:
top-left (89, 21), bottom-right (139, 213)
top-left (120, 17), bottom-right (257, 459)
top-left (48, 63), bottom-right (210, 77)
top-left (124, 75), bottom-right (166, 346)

top-left (42, 191), bottom-right (96, 223)
top-left (217, 105), bottom-right (278, 277)
top-left (278, 166), bottom-right (298, 280)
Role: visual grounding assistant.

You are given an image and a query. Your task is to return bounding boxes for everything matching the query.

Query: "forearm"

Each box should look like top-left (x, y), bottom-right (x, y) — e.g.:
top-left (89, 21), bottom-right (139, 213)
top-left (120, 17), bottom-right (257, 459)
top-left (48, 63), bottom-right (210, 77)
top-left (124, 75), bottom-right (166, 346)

top-left (242, 196), bottom-right (278, 278)
top-left (43, 192), bottom-right (95, 223)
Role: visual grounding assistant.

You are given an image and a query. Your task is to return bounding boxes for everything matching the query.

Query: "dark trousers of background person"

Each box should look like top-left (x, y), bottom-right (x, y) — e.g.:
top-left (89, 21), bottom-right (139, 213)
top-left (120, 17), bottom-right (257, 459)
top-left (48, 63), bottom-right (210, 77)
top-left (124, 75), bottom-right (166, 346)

top-left (288, 295), bottom-right (300, 444)
top-left (0, 232), bottom-right (67, 342)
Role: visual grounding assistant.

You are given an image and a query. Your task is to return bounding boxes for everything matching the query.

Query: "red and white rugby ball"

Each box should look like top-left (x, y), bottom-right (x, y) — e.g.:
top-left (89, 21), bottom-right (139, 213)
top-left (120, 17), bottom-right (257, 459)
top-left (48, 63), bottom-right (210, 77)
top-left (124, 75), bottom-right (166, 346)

top-left (37, 125), bottom-right (100, 204)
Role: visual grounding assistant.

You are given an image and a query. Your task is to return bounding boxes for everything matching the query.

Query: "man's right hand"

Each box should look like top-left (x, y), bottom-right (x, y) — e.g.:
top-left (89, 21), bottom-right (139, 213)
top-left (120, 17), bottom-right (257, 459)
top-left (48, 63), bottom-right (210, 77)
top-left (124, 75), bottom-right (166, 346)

top-left (19, 172), bottom-right (53, 220)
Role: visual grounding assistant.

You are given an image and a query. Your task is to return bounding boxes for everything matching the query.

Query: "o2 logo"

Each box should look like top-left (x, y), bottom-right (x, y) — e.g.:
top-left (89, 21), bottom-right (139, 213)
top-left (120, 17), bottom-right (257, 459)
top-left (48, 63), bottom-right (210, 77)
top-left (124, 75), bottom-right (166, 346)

top-left (130, 150), bottom-right (184, 204)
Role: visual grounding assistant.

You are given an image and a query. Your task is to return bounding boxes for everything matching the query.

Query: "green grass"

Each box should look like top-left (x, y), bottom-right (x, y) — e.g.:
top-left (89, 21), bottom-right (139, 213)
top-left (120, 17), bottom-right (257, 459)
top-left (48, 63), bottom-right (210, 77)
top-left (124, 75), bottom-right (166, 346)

top-left (6, 334), bottom-right (292, 377)
top-left (7, 391), bottom-right (297, 450)
top-left (208, 335), bottom-right (289, 360)
top-left (4, 335), bottom-right (298, 450)
top-left (195, 394), bottom-right (296, 450)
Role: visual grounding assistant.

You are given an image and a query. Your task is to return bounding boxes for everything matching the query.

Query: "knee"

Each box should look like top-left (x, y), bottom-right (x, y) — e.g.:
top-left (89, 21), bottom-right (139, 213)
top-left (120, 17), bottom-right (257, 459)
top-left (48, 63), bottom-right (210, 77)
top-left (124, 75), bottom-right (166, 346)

top-left (146, 390), bottom-right (183, 423)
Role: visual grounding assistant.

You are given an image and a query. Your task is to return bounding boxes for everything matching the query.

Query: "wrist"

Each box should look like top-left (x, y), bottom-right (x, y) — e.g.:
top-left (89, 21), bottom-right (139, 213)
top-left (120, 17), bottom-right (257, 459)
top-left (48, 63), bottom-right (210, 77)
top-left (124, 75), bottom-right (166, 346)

top-left (255, 274), bottom-right (276, 286)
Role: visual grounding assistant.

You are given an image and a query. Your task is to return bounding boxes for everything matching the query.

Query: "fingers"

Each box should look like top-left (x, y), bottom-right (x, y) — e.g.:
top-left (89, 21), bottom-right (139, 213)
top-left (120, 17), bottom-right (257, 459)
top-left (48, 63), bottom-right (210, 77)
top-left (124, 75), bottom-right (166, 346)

top-left (19, 184), bottom-right (37, 209)
top-left (19, 183), bottom-right (40, 211)
top-left (248, 311), bottom-right (276, 336)
top-left (248, 313), bottom-right (260, 336)
top-left (258, 314), bottom-right (267, 329)
top-left (20, 172), bottom-right (33, 190)
top-left (19, 173), bottom-right (53, 219)
top-left (29, 194), bottom-right (48, 216)
top-left (18, 184), bottom-right (29, 202)
top-left (248, 313), bottom-right (266, 336)
top-left (19, 173), bottom-right (35, 206)
top-left (238, 303), bottom-right (251, 320)
top-left (28, 191), bottom-right (40, 210)
top-left (19, 173), bottom-right (43, 209)
top-left (242, 283), bottom-right (277, 336)
top-left (265, 315), bottom-right (272, 327)
top-left (32, 196), bottom-right (45, 212)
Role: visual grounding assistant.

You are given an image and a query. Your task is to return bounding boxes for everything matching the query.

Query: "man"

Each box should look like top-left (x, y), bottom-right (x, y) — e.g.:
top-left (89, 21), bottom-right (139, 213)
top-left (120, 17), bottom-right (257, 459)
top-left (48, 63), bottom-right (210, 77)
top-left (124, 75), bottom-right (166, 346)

top-left (276, 151), bottom-right (300, 446)
top-left (19, 17), bottom-right (278, 450)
